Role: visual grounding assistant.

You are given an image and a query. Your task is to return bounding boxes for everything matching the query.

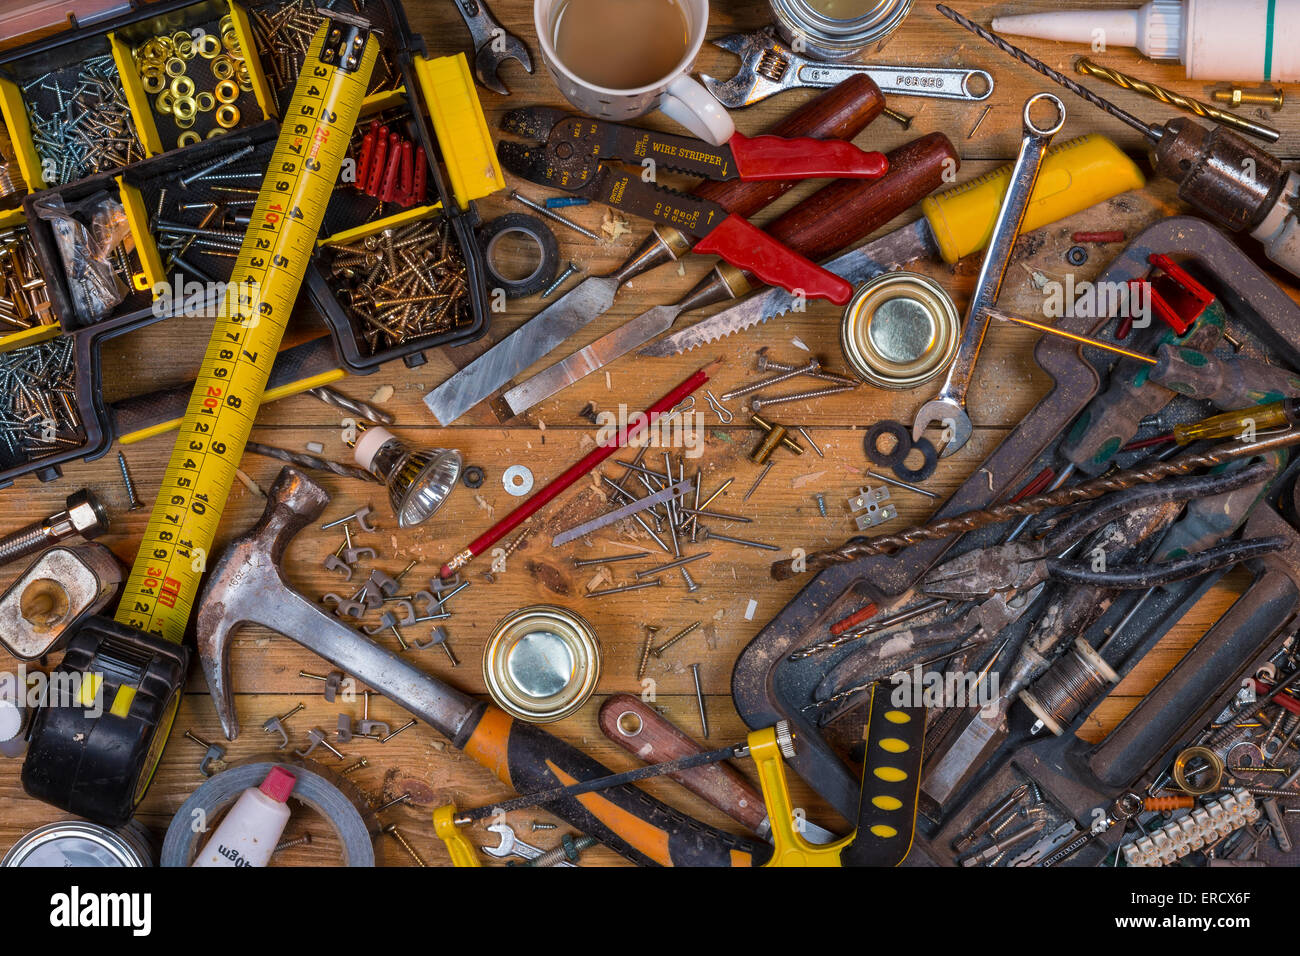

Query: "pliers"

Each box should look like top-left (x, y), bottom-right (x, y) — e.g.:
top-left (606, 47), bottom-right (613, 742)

top-left (920, 465), bottom-right (1288, 601)
top-left (496, 107), bottom-right (890, 305)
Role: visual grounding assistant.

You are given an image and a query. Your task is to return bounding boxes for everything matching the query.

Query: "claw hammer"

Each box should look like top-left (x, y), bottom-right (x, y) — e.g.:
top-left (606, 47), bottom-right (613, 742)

top-left (194, 467), bottom-right (766, 867)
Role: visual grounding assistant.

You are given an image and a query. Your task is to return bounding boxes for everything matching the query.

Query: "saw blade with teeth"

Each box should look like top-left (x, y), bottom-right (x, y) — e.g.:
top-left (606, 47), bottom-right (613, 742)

top-left (638, 218), bottom-right (940, 356)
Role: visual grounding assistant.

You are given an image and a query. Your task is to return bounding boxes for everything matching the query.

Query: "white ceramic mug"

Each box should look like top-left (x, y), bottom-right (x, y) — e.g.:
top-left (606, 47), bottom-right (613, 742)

top-left (534, 0), bottom-right (735, 145)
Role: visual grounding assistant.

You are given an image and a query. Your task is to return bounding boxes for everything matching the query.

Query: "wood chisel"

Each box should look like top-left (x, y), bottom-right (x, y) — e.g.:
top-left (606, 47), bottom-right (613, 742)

top-left (500, 132), bottom-right (959, 418)
top-left (641, 134), bottom-right (1144, 356)
top-left (421, 76), bottom-right (886, 425)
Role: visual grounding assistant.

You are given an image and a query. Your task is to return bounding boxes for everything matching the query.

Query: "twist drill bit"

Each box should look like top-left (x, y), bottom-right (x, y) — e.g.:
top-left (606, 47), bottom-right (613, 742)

top-left (936, 5), bottom-right (1162, 142)
top-left (1074, 58), bottom-right (1280, 143)
top-left (308, 386), bottom-right (395, 425)
top-left (772, 429), bottom-right (1300, 580)
top-left (245, 441), bottom-right (379, 483)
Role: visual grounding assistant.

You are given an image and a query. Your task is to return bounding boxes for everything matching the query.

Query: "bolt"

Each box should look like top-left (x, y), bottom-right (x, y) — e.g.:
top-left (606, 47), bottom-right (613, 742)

top-left (524, 833), bottom-right (598, 867)
top-left (750, 383), bottom-right (858, 412)
top-left (542, 261), bottom-right (580, 298)
top-left (117, 452), bottom-right (144, 510)
top-left (510, 190), bottom-right (599, 239)
top-left (722, 359), bottom-right (821, 401)
top-left (756, 351), bottom-right (858, 385)
top-left (1212, 87), bottom-right (1284, 110)
top-left (814, 493), bottom-right (828, 517)
top-left (382, 824), bottom-right (428, 867)
top-left (651, 621), bottom-right (701, 658)
top-left (0, 489), bottom-right (109, 568)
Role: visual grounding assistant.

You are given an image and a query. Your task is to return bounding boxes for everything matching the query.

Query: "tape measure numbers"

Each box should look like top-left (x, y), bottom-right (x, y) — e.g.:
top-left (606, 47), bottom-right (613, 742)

top-left (117, 19), bottom-right (377, 643)
top-left (21, 15), bottom-right (377, 826)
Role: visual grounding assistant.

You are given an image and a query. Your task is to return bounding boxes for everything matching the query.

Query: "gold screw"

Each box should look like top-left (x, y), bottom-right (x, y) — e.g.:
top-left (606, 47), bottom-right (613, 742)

top-left (382, 824), bottom-right (428, 867)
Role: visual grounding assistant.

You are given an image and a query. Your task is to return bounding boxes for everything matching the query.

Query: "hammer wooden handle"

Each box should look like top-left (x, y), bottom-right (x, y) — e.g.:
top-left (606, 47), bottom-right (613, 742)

top-left (696, 74), bottom-right (885, 217)
top-left (598, 694), bottom-right (769, 836)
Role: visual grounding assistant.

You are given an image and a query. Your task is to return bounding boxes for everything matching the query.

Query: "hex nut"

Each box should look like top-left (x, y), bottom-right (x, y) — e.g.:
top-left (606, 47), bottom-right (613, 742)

top-left (65, 491), bottom-right (110, 538)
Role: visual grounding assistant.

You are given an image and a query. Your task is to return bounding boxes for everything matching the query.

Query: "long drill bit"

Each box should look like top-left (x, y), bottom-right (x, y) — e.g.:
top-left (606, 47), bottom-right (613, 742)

top-left (245, 441), bottom-right (378, 483)
top-left (935, 5), bottom-right (1163, 142)
top-left (1073, 58), bottom-right (1280, 143)
top-left (771, 429), bottom-right (1300, 580)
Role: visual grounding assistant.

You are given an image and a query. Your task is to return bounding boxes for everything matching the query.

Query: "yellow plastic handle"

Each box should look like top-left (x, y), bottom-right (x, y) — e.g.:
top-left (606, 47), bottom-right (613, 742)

top-left (433, 804), bottom-right (482, 867)
top-left (921, 134), bottom-right (1146, 264)
top-left (747, 727), bottom-right (852, 867)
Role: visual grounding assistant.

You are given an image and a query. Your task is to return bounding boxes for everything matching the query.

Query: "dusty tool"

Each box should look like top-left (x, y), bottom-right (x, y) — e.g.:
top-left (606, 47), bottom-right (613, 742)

top-left (450, 0), bottom-right (532, 95)
top-left (703, 28), bottom-right (993, 108)
top-left (0, 490), bottom-right (109, 569)
top-left (503, 133), bottom-right (959, 416)
top-left (773, 429), bottom-right (1300, 580)
top-left (939, 4), bottom-right (1300, 280)
top-left (1073, 58), bottom-right (1278, 143)
top-left (496, 109), bottom-right (889, 304)
top-left (921, 467), bottom-right (1285, 600)
top-left (644, 132), bottom-right (1142, 357)
top-left (423, 77), bottom-right (885, 424)
top-left (912, 93), bottom-right (1064, 459)
top-left (193, 468), bottom-right (765, 867)
top-left (0, 544), bottom-right (122, 661)
top-left (551, 478), bottom-right (694, 547)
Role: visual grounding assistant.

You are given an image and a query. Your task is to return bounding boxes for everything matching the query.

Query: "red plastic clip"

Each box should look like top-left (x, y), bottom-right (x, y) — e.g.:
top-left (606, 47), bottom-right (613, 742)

top-left (397, 140), bottom-right (413, 207)
top-left (379, 131), bottom-right (403, 204)
top-left (364, 126), bottom-right (390, 197)
top-left (355, 121), bottom-right (380, 190)
top-left (1125, 253), bottom-right (1215, 337)
top-left (411, 155), bottom-right (427, 207)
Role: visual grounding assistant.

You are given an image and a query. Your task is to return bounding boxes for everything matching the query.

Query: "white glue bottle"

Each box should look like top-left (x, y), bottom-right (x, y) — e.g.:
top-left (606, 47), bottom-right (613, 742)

top-left (992, 0), bottom-right (1299, 82)
top-left (193, 767), bottom-right (297, 867)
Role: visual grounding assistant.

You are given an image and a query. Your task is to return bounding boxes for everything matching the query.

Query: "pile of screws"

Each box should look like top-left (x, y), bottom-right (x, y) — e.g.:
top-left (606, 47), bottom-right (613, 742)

top-left (0, 225), bottom-right (52, 331)
top-left (251, 0), bottom-right (400, 104)
top-left (0, 336), bottom-right (84, 467)
top-left (324, 217), bottom-right (474, 354)
top-left (23, 56), bottom-right (144, 186)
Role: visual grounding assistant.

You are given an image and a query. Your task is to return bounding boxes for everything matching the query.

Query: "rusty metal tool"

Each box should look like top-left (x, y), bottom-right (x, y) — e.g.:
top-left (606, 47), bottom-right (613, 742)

top-left (911, 92), bottom-right (1065, 459)
top-left (193, 467), bottom-right (766, 867)
top-left (450, 0), bottom-right (532, 95)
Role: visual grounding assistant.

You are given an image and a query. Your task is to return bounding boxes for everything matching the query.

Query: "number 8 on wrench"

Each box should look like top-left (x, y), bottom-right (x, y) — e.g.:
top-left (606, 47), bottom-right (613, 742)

top-left (912, 93), bottom-right (1066, 458)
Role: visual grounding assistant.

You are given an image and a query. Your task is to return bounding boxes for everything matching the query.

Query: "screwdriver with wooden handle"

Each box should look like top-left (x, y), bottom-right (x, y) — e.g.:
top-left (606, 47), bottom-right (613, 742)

top-left (499, 131), bottom-right (961, 418)
top-left (641, 134), bottom-right (1146, 356)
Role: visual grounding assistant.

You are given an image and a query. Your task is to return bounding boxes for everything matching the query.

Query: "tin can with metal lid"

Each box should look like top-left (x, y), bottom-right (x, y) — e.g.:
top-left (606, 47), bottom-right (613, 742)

top-left (3, 820), bottom-right (154, 867)
top-left (768, 0), bottom-right (914, 61)
top-left (483, 606), bottom-right (601, 723)
top-left (841, 272), bottom-right (959, 389)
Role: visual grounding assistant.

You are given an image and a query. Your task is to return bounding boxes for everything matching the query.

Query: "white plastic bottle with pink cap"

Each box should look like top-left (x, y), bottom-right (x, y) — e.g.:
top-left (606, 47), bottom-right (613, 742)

top-left (993, 0), bottom-right (1299, 82)
top-left (192, 767), bottom-right (297, 867)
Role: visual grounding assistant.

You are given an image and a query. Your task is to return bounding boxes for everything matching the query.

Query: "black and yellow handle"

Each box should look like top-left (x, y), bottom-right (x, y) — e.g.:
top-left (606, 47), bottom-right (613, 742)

top-left (839, 683), bottom-right (927, 867)
top-left (454, 704), bottom-right (767, 867)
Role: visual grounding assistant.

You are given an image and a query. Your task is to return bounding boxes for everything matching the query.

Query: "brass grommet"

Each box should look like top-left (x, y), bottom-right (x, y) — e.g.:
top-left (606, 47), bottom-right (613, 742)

top-left (172, 95), bottom-right (196, 121)
top-left (199, 33), bottom-right (221, 59)
top-left (155, 89), bottom-right (175, 115)
top-left (177, 131), bottom-right (201, 147)
top-left (165, 56), bottom-right (185, 78)
top-left (206, 128), bottom-right (226, 139)
top-left (174, 112), bottom-right (195, 129)
top-left (170, 75), bottom-right (195, 99)
top-left (212, 56), bottom-right (234, 80)
top-left (215, 104), bottom-right (239, 129)
top-left (141, 69), bottom-right (165, 94)
top-left (215, 79), bottom-right (239, 104)
top-left (196, 91), bottom-right (215, 112)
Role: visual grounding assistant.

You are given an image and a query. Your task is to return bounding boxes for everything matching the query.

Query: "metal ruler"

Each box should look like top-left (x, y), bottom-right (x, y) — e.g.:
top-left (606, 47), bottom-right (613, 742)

top-left (114, 17), bottom-right (377, 643)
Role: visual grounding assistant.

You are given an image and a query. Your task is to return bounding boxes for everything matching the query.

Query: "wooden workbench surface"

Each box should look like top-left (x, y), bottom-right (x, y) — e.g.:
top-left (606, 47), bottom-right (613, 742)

top-left (1, 0), bottom-right (1297, 866)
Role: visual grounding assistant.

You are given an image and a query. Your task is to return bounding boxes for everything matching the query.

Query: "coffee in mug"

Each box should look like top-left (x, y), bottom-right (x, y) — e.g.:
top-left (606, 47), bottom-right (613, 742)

top-left (550, 0), bottom-right (691, 90)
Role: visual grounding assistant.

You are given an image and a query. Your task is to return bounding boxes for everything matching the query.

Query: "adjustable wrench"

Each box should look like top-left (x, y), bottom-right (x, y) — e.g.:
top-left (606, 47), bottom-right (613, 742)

top-left (912, 93), bottom-right (1065, 458)
top-left (450, 0), bottom-right (533, 95)
top-left (703, 29), bottom-right (993, 109)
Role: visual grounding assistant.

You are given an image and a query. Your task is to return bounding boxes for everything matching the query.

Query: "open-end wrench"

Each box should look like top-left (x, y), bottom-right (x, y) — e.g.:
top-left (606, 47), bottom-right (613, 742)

top-left (912, 93), bottom-right (1065, 458)
top-left (703, 29), bottom-right (993, 109)
top-left (451, 0), bottom-right (533, 96)
top-left (484, 823), bottom-right (576, 866)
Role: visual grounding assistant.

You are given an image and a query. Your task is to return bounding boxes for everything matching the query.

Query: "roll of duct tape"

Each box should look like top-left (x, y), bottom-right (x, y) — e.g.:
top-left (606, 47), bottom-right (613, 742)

top-left (160, 757), bottom-right (376, 866)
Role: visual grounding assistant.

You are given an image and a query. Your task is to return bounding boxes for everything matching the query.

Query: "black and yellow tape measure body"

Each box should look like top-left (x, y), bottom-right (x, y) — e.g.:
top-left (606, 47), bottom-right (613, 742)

top-left (22, 16), bottom-right (377, 826)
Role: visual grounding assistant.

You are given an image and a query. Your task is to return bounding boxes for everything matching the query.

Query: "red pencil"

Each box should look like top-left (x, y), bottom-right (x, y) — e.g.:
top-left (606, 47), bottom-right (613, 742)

top-left (440, 360), bottom-right (721, 578)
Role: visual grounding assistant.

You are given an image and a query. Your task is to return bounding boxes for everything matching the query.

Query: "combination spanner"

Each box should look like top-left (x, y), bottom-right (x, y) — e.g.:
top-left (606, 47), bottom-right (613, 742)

top-left (484, 823), bottom-right (576, 866)
top-left (703, 29), bottom-right (993, 109)
top-left (912, 93), bottom-right (1065, 458)
top-left (450, 0), bottom-right (533, 95)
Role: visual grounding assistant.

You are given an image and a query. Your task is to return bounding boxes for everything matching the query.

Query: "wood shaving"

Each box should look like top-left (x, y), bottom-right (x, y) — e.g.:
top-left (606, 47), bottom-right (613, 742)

top-left (676, 262), bottom-right (686, 277)
top-left (305, 441), bottom-right (323, 454)
top-left (474, 494), bottom-right (494, 517)
top-left (370, 384), bottom-right (394, 403)
top-left (235, 468), bottom-right (265, 498)
top-left (605, 371), bottom-right (611, 390)
top-left (601, 209), bottom-right (632, 240)
top-left (586, 569), bottom-right (610, 591)
top-left (578, 433), bottom-right (596, 453)
top-left (790, 470), bottom-right (827, 489)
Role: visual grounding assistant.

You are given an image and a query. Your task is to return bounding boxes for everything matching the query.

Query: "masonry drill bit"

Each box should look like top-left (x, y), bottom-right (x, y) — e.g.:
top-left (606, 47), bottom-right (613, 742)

top-left (772, 429), bottom-right (1300, 579)
top-left (245, 442), bottom-right (379, 483)
top-left (1074, 58), bottom-right (1280, 143)
top-left (308, 386), bottom-right (395, 425)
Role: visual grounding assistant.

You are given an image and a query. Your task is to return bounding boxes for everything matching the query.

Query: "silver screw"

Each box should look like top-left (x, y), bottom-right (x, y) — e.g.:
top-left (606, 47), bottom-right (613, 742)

top-left (510, 190), bottom-right (599, 239)
top-left (813, 493), bottom-right (828, 517)
top-left (542, 261), bottom-right (580, 298)
top-left (722, 359), bottom-right (821, 401)
top-left (118, 452), bottom-right (144, 511)
top-left (757, 352), bottom-right (858, 386)
top-left (274, 833), bottom-right (313, 853)
top-left (751, 383), bottom-right (858, 412)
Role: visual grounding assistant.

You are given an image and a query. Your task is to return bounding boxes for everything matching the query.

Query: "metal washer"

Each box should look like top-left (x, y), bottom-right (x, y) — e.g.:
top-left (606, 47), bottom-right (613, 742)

top-left (503, 464), bottom-right (534, 496)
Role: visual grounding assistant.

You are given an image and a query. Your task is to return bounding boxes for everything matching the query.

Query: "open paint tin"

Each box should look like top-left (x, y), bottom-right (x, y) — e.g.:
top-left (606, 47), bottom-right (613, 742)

top-left (767, 0), bottom-right (914, 60)
top-left (483, 606), bottom-right (602, 723)
top-left (841, 272), bottom-right (960, 389)
top-left (3, 820), bottom-right (153, 866)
